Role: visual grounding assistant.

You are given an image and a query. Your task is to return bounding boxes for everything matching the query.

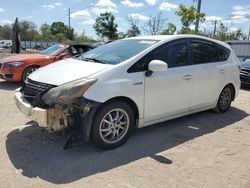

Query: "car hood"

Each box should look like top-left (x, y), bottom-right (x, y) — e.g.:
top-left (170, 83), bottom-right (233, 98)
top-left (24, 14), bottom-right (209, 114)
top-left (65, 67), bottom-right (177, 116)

top-left (241, 62), bottom-right (250, 70)
top-left (0, 54), bottom-right (50, 63)
top-left (29, 58), bottom-right (113, 85)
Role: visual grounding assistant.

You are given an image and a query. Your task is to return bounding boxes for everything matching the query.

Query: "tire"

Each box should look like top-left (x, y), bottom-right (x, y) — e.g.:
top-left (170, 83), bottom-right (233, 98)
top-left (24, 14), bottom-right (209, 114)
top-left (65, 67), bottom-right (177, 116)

top-left (214, 86), bottom-right (233, 113)
top-left (22, 66), bottom-right (39, 82)
top-left (91, 100), bottom-right (135, 149)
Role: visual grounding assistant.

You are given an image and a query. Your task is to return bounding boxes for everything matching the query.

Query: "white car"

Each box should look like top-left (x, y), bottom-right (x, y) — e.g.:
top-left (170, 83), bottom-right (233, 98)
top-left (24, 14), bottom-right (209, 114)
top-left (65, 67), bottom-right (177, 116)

top-left (15, 35), bottom-right (241, 149)
top-left (0, 40), bottom-right (12, 48)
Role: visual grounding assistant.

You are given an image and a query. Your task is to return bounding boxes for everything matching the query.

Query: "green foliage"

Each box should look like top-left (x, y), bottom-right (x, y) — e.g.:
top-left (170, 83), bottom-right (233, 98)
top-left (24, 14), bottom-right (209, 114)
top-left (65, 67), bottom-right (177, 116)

top-left (126, 15), bottom-right (141, 37)
top-left (127, 25), bottom-right (140, 37)
top-left (50, 21), bottom-right (74, 40)
top-left (161, 23), bottom-right (176, 35)
top-left (117, 32), bottom-right (127, 39)
top-left (74, 34), bottom-right (96, 43)
top-left (39, 23), bottom-right (55, 41)
top-left (175, 4), bottom-right (205, 33)
top-left (93, 12), bottom-right (118, 40)
top-left (0, 25), bottom-right (12, 39)
top-left (214, 23), bottom-right (246, 41)
top-left (50, 22), bottom-right (67, 35)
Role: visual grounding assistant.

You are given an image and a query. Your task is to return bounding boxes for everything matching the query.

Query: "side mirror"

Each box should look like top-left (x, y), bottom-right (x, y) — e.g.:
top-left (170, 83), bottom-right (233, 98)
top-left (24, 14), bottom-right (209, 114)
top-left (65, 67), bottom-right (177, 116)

top-left (148, 60), bottom-right (168, 72)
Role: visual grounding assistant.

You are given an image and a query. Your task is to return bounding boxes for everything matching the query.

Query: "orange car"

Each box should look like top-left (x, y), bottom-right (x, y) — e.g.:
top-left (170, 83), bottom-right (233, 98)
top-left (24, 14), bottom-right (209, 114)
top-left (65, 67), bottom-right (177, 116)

top-left (0, 44), bottom-right (94, 82)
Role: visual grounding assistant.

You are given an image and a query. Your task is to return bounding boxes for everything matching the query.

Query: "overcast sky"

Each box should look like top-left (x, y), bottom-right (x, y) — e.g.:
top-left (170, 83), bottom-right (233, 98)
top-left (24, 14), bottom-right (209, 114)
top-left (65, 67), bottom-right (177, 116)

top-left (0, 0), bottom-right (250, 38)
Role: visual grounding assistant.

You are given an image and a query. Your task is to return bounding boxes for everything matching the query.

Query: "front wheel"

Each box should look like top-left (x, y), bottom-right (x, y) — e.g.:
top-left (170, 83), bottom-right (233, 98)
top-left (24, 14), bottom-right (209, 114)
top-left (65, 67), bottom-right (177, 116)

top-left (22, 66), bottom-right (39, 82)
top-left (91, 101), bottom-right (135, 149)
top-left (214, 86), bottom-right (232, 113)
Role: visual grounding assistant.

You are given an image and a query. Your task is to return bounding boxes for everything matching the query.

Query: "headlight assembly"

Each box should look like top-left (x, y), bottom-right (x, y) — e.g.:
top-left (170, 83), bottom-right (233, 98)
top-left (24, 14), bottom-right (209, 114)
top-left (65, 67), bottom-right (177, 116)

top-left (42, 78), bottom-right (97, 105)
top-left (5, 62), bottom-right (24, 68)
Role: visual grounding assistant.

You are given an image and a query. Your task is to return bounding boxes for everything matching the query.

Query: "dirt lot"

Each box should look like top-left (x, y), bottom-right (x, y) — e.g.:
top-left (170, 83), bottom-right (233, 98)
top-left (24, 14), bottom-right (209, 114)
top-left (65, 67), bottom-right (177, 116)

top-left (0, 80), bottom-right (250, 188)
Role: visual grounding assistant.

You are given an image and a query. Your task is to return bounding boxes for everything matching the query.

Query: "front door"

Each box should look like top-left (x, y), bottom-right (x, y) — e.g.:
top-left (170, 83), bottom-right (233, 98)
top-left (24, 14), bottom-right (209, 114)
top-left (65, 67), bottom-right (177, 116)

top-left (143, 40), bottom-right (194, 123)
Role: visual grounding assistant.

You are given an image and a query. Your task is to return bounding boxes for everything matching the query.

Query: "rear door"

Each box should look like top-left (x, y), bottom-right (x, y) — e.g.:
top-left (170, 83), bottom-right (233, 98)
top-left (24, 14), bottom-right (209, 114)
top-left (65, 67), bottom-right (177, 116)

top-left (189, 39), bottom-right (228, 110)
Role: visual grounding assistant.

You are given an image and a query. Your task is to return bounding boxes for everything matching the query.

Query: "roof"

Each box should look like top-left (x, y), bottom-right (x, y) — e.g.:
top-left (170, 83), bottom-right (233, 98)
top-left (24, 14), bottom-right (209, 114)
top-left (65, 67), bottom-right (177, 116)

top-left (126, 34), bottom-right (230, 49)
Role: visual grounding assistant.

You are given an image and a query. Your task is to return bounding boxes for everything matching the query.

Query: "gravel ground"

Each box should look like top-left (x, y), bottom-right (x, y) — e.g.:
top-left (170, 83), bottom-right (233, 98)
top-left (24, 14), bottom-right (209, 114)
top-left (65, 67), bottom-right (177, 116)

top-left (0, 80), bottom-right (249, 188)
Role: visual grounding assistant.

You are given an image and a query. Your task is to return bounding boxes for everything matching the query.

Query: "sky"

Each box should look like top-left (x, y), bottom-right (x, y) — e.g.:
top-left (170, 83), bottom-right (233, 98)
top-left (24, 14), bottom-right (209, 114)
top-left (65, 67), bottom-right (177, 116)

top-left (0, 0), bottom-right (250, 39)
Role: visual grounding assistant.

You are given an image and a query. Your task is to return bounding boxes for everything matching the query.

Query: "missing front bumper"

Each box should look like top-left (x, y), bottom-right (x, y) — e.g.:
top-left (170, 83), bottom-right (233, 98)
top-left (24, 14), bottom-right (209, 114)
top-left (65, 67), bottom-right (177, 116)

top-left (14, 91), bottom-right (68, 131)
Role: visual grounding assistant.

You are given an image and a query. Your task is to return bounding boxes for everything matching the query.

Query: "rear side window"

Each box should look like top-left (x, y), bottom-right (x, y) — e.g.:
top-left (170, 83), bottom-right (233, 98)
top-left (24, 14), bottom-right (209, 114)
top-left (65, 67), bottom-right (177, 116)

top-left (216, 44), bottom-right (230, 61)
top-left (191, 41), bottom-right (219, 64)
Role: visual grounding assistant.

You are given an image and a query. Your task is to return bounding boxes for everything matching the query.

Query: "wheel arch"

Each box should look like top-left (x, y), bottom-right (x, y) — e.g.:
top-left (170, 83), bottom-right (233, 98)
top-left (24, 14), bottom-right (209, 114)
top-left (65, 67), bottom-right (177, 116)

top-left (22, 64), bottom-right (40, 82)
top-left (224, 83), bottom-right (236, 101)
top-left (102, 96), bottom-right (140, 124)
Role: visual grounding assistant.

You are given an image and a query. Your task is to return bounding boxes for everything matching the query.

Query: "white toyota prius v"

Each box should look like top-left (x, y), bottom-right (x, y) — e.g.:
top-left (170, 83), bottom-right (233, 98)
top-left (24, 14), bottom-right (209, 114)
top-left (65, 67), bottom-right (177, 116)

top-left (14, 35), bottom-right (241, 149)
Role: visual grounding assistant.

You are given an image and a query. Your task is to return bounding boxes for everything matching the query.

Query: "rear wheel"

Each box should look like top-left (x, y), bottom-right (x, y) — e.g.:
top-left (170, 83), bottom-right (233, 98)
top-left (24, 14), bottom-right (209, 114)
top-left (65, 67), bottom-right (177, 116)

top-left (214, 86), bottom-right (232, 113)
top-left (22, 66), bottom-right (39, 82)
top-left (91, 101), bottom-right (135, 149)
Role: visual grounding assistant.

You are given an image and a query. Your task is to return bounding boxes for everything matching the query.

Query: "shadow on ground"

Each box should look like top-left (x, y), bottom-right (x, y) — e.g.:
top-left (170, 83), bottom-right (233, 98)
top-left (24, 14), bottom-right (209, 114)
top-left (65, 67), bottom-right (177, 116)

top-left (6, 107), bottom-right (249, 184)
top-left (0, 80), bottom-right (21, 91)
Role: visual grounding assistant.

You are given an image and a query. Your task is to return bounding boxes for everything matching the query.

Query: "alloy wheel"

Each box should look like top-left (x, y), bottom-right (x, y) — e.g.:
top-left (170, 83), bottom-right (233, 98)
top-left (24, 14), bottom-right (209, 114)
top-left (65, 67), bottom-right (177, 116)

top-left (99, 108), bottom-right (130, 144)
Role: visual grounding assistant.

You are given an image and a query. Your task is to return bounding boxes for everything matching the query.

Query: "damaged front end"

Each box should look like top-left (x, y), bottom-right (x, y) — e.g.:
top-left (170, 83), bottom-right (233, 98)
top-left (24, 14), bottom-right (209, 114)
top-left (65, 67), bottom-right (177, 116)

top-left (15, 78), bottom-right (101, 147)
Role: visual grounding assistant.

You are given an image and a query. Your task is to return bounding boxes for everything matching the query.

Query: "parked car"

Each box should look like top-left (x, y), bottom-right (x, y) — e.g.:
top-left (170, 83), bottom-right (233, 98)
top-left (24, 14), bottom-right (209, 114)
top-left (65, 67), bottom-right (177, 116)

top-left (0, 43), bottom-right (94, 82)
top-left (14, 35), bottom-right (241, 149)
top-left (0, 40), bottom-right (12, 48)
top-left (240, 58), bottom-right (250, 87)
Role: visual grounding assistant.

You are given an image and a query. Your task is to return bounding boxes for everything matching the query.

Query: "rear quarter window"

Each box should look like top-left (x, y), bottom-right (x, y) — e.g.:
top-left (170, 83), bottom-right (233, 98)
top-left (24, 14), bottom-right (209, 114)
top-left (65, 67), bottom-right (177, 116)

top-left (215, 44), bottom-right (230, 61)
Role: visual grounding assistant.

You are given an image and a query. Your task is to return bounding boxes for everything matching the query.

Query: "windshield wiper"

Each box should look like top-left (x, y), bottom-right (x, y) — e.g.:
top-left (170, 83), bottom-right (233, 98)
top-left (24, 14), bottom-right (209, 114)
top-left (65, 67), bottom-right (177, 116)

top-left (84, 57), bottom-right (106, 64)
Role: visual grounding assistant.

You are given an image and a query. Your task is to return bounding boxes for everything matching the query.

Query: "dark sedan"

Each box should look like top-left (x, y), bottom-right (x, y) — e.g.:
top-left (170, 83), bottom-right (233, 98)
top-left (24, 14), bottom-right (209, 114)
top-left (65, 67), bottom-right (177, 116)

top-left (240, 59), bottom-right (250, 88)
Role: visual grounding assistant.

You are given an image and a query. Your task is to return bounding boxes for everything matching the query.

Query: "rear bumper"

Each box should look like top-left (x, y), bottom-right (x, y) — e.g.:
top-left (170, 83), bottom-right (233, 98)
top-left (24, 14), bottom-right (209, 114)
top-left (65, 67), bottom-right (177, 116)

top-left (14, 90), bottom-right (47, 128)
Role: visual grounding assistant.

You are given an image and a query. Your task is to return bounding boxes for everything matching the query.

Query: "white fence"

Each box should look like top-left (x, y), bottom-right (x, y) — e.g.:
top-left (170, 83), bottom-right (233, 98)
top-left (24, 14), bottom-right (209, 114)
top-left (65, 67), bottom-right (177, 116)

top-left (227, 41), bottom-right (250, 60)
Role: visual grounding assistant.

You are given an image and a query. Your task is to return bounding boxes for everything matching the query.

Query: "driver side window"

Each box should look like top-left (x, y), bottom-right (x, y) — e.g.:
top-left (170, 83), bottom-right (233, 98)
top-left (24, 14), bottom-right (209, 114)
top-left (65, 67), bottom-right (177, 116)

top-left (128, 40), bottom-right (188, 73)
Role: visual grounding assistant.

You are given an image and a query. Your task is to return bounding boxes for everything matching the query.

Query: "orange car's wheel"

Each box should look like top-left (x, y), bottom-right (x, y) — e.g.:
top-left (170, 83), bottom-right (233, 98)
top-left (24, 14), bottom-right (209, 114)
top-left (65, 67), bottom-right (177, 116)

top-left (22, 65), bottom-right (39, 82)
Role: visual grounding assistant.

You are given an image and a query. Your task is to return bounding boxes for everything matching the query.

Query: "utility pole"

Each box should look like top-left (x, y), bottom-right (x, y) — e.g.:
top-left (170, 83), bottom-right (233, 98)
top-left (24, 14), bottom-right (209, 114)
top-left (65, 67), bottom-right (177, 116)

top-left (68, 8), bottom-right (71, 29)
top-left (195, 0), bottom-right (202, 32)
top-left (213, 20), bottom-right (217, 39)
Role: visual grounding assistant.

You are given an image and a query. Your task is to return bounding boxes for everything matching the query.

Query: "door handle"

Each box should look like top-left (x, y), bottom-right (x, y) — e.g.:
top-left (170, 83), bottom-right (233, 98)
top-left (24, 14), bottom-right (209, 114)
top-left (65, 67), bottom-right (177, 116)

top-left (219, 69), bottom-right (225, 74)
top-left (183, 74), bottom-right (193, 80)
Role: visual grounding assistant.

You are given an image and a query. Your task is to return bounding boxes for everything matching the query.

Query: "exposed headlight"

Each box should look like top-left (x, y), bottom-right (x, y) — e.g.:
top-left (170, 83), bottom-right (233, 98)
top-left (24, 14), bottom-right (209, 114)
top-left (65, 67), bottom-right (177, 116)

top-left (5, 62), bottom-right (24, 68)
top-left (42, 78), bottom-right (97, 105)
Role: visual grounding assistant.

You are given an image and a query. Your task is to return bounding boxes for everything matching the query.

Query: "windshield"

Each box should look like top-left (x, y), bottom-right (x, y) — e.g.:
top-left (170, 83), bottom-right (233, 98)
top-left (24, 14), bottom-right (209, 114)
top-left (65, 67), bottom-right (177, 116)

top-left (41, 44), bottom-right (66, 55)
top-left (77, 39), bottom-right (159, 65)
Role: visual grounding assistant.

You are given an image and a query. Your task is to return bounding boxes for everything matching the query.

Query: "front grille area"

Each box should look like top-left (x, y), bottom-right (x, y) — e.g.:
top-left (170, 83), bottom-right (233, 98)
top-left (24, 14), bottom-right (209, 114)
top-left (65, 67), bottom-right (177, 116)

top-left (22, 78), bottom-right (55, 106)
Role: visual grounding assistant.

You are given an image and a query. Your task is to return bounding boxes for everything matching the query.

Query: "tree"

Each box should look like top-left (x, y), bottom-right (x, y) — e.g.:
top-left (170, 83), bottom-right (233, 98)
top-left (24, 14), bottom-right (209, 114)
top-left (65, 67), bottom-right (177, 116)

top-left (50, 22), bottom-right (74, 40)
top-left (143, 12), bottom-right (167, 35)
top-left (126, 15), bottom-right (140, 37)
top-left (74, 33), bottom-right (96, 43)
top-left (214, 23), bottom-right (246, 41)
top-left (11, 18), bottom-right (21, 53)
top-left (39, 23), bottom-right (53, 41)
top-left (93, 12), bottom-right (118, 40)
top-left (161, 23), bottom-right (176, 35)
top-left (118, 32), bottom-right (127, 39)
top-left (0, 24), bottom-right (12, 39)
top-left (19, 20), bottom-right (39, 41)
top-left (175, 4), bottom-right (205, 34)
